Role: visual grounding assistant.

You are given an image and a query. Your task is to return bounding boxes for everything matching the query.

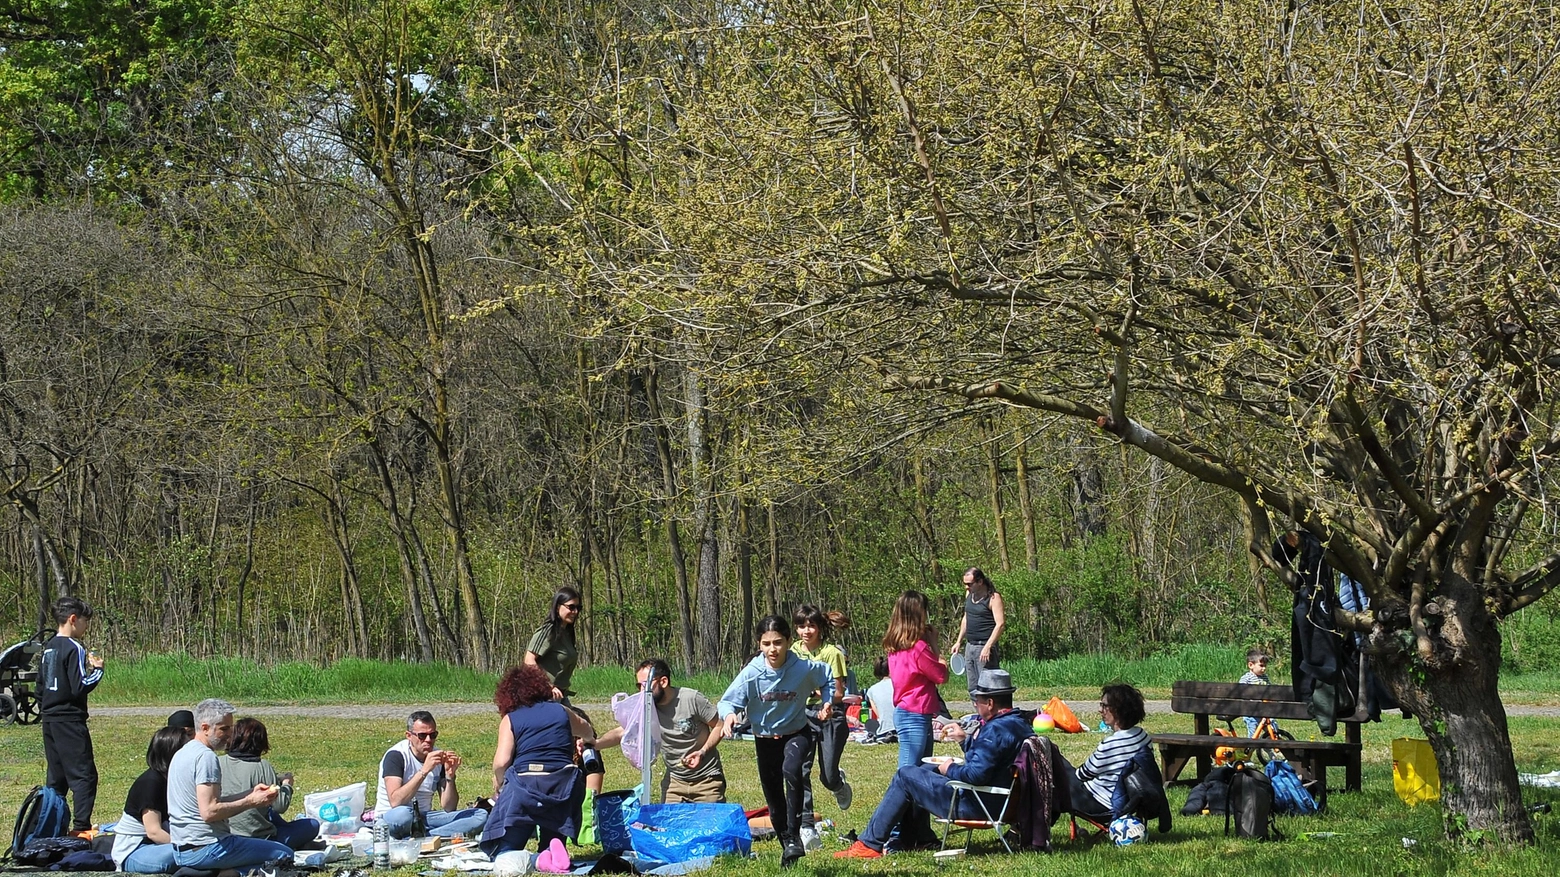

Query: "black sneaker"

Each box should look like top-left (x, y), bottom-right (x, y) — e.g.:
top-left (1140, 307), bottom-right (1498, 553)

top-left (781, 839), bottom-right (805, 869)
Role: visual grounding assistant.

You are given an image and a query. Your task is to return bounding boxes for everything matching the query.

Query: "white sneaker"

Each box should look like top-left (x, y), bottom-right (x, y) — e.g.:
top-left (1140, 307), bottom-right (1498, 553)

top-left (835, 774), bottom-right (854, 811)
top-left (800, 826), bottom-right (821, 851)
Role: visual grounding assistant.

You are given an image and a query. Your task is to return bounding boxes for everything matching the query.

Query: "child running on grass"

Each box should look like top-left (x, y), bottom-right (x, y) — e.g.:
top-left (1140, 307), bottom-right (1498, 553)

top-left (719, 615), bottom-right (835, 869)
top-left (791, 605), bottom-right (853, 851)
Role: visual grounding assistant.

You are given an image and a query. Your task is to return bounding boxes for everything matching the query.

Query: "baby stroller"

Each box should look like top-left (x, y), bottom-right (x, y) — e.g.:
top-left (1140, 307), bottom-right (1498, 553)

top-left (0, 632), bottom-right (48, 725)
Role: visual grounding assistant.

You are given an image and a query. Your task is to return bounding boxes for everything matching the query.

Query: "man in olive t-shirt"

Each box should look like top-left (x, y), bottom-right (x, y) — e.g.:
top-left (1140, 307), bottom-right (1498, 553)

top-left (598, 659), bottom-right (726, 803)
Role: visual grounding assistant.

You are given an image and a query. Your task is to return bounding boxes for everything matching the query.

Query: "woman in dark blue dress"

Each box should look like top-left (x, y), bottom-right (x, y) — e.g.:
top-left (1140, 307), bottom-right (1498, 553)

top-left (480, 664), bottom-right (596, 870)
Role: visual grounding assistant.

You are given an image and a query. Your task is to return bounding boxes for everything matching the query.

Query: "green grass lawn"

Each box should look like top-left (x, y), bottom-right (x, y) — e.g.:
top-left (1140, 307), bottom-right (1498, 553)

top-left (4, 710), bottom-right (1559, 875)
top-left (70, 648), bottom-right (1560, 707)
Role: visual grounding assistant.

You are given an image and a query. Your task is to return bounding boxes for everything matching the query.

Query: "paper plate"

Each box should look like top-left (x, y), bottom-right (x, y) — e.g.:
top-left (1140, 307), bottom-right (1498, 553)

top-left (950, 653), bottom-right (966, 676)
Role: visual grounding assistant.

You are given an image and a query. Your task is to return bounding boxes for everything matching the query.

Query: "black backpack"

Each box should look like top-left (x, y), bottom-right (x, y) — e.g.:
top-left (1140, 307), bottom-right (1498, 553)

top-left (1224, 762), bottom-right (1280, 840)
top-left (6, 785), bottom-right (70, 861)
top-left (11, 836), bottom-right (90, 867)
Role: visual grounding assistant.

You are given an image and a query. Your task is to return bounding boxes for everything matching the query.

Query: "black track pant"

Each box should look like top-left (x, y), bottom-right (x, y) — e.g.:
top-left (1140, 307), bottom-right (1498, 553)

top-left (753, 730), bottom-right (812, 846)
top-left (43, 720), bottom-right (98, 831)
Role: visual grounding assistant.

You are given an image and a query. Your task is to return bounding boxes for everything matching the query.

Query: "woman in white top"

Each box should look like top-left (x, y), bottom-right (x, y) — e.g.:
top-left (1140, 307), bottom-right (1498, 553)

top-left (111, 727), bottom-right (187, 872)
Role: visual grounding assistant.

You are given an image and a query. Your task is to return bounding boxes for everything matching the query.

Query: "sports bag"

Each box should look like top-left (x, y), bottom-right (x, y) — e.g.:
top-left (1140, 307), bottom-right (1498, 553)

top-left (6, 785), bottom-right (69, 861)
top-left (1265, 759), bottom-right (1319, 815)
top-left (1224, 763), bottom-right (1277, 840)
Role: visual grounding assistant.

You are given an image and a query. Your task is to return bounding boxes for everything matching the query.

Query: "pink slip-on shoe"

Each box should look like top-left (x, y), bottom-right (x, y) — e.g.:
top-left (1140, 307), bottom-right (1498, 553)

top-left (536, 838), bottom-right (571, 874)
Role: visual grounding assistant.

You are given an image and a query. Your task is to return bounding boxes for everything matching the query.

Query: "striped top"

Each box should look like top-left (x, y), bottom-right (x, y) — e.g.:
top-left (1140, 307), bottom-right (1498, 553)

top-left (1078, 726), bottom-right (1150, 807)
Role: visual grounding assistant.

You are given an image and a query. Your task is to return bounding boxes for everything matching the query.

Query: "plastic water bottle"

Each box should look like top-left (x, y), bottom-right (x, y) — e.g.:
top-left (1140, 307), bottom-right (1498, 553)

top-left (373, 818), bottom-right (390, 869)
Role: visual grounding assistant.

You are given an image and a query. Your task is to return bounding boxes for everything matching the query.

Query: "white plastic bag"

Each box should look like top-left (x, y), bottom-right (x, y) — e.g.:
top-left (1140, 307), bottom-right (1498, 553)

top-left (611, 692), bottom-right (663, 770)
top-left (303, 781), bottom-right (367, 834)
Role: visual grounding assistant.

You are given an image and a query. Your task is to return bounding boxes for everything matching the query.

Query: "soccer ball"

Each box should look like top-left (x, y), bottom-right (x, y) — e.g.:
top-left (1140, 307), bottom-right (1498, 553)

top-left (1108, 815), bottom-right (1147, 846)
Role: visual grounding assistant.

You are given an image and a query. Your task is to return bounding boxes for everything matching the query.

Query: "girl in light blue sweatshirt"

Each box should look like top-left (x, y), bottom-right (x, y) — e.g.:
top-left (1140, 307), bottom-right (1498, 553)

top-left (719, 615), bottom-right (833, 869)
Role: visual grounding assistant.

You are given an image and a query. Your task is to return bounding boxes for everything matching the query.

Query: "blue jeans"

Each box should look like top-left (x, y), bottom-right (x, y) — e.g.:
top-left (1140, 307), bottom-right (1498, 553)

top-left (891, 709), bottom-right (935, 846)
top-left (266, 810), bottom-right (322, 849)
top-left (894, 709), bottom-right (933, 769)
top-left (380, 805), bottom-right (490, 839)
top-left (173, 835), bottom-right (294, 870)
top-left (122, 842), bottom-right (178, 874)
top-left (860, 764), bottom-right (996, 851)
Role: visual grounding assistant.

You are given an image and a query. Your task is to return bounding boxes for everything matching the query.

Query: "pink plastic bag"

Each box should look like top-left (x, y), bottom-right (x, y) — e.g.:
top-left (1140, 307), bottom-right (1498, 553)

top-left (611, 692), bottom-right (663, 770)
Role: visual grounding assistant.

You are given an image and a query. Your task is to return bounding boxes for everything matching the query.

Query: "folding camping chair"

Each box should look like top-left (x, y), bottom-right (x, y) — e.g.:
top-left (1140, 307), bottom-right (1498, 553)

top-left (934, 763), bottom-right (1019, 857)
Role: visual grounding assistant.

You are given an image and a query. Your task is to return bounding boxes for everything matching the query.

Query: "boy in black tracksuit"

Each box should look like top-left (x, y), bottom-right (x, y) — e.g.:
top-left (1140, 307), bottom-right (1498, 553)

top-left (39, 596), bottom-right (105, 834)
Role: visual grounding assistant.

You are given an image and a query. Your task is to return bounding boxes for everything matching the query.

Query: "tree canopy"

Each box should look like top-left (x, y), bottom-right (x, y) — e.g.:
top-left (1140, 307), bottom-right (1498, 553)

top-left (5, 0), bottom-right (1560, 844)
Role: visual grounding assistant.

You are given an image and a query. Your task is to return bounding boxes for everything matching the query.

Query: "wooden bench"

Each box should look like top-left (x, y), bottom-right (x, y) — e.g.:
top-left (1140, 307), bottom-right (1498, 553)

top-left (1151, 680), bottom-right (1369, 807)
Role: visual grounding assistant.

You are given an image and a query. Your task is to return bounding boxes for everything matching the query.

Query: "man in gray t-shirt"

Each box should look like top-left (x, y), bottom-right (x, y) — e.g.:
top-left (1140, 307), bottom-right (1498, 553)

top-left (167, 698), bottom-right (294, 870)
top-left (599, 659), bottom-right (726, 803)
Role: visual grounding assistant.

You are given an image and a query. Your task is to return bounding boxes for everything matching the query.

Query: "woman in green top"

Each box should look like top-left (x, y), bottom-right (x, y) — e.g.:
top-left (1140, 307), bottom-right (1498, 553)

top-left (791, 604), bottom-right (853, 850)
top-left (525, 587), bottom-right (582, 702)
top-left (524, 586), bottom-right (605, 795)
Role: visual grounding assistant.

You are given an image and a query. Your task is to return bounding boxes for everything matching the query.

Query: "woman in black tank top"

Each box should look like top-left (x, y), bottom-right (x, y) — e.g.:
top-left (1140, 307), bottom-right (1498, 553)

top-left (951, 568), bottom-right (1006, 704)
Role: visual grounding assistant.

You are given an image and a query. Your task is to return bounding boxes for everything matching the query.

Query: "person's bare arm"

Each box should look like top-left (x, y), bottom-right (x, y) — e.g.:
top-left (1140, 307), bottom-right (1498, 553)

top-left (682, 718), bottom-right (723, 771)
top-left (491, 716), bottom-right (514, 797)
top-left (596, 727), bottom-right (624, 749)
top-left (140, 810), bottom-right (170, 845)
top-left (568, 709), bottom-right (597, 745)
top-left (198, 781), bottom-right (275, 823)
top-left (436, 752), bottom-right (460, 812)
top-left (981, 594), bottom-right (1007, 662)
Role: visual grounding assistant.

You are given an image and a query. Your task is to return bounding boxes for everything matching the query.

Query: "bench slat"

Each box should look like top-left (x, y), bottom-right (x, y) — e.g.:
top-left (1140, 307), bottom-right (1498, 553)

top-left (1170, 695), bottom-right (1316, 720)
top-left (1173, 681), bottom-right (1299, 700)
top-left (1151, 733), bottom-right (1358, 752)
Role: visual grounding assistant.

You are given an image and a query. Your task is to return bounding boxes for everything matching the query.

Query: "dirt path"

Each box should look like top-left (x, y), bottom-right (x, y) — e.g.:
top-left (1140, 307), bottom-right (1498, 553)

top-left (92, 699), bottom-right (1560, 720)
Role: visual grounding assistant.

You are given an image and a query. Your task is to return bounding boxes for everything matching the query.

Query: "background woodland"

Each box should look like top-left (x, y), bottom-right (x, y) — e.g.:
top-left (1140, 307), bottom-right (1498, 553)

top-left (5, 0), bottom-right (1560, 681)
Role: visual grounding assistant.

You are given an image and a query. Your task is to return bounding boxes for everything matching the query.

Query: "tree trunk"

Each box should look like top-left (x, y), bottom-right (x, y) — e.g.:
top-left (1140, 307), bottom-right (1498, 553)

top-left (366, 434), bottom-right (435, 663)
top-left (1240, 499), bottom-right (1269, 613)
top-left (1015, 436), bottom-right (1038, 572)
top-left (642, 365), bottom-right (696, 673)
top-left (684, 368), bottom-right (722, 670)
top-left (985, 422), bottom-right (1011, 572)
top-left (735, 478), bottom-right (755, 659)
top-left (410, 527), bottom-right (462, 663)
top-left (766, 500), bottom-right (781, 615)
top-left (1375, 572), bottom-right (1532, 842)
top-left (323, 483), bottom-right (369, 658)
top-left (1070, 439), bottom-right (1108, 541)
top-left (913, 455), bottom-right (941, 583)
top-left (32, 525), bottom-right (50, 632)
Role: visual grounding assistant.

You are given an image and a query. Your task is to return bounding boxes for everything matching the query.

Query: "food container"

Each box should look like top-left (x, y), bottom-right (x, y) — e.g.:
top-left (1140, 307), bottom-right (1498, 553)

top-left (389, 837), bottom-right (423, 865)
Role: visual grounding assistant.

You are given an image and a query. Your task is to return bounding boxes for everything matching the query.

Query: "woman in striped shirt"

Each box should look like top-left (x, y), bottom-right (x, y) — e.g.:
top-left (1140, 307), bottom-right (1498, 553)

top-left (1058, 683), bottom-right (1150, 820)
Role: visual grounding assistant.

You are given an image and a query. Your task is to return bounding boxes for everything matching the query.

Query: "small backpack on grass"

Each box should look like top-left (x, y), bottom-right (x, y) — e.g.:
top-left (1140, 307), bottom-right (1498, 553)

top-left (1265, 759), bottom-right (1320, 815)
top-left (1224, 763), bottom-right (1279, 840)
top-left (6, 785), bottom-right (69, 861)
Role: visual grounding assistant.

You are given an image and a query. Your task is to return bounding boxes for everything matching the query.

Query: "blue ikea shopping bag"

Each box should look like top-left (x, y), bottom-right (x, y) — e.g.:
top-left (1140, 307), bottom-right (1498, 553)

top-left (629, 803), bottom-right (751, 864)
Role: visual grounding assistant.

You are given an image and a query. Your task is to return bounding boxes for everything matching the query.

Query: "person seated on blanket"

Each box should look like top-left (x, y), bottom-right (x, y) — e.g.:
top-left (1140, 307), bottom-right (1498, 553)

top-left (834, 669), bottom-right (1034, 858)
top-left (1053, 683), bottom-right (1151, 822)
top-left (220, 717), bottom-right (320, 849)
top-left (372, 710), bottom-right (489, 840)
top-left (480, 664), bottom-right (598, 873)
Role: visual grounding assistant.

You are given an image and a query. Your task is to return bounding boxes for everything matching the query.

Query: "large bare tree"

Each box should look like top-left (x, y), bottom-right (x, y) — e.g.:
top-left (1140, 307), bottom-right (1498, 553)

top-left (561, 0), bottom-right (1560, 842)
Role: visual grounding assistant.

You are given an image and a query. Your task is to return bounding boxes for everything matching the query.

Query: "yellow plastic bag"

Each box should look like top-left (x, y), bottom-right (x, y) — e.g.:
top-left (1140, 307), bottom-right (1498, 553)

top-left (1392, 737), bottom-right (1440, 806)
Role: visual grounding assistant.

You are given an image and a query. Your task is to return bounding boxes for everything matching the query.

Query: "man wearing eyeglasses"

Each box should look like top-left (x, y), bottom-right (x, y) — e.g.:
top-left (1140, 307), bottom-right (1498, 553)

top-left (374, 710), bottom-right (489, 839)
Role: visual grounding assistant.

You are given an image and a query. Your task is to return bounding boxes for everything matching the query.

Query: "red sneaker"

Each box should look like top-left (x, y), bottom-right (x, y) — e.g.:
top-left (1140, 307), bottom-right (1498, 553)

top-left (834, 840), bottom-right (882, 859)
